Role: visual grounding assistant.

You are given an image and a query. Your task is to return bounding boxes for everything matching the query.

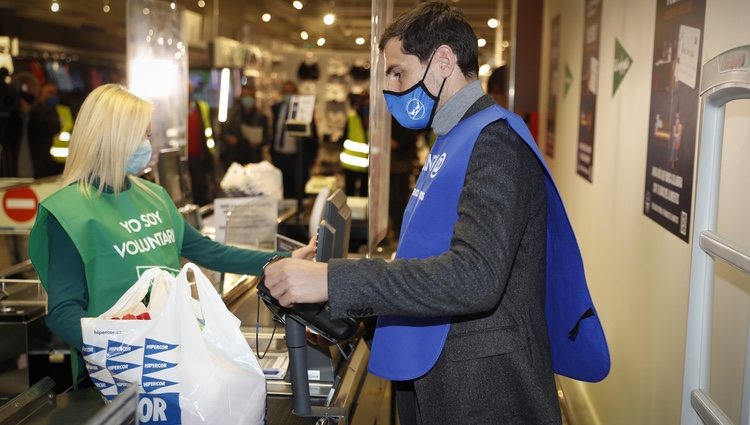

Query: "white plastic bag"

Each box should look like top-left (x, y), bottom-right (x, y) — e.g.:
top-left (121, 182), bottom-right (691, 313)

top-left (81, 264), bottom-right (266, 425)
top-left (220, 161), bottom-right (283, 200)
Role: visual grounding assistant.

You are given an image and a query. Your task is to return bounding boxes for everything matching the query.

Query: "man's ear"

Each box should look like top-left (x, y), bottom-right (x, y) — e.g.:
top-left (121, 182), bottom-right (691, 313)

top-left (434, 45), bottom-right (457, 78)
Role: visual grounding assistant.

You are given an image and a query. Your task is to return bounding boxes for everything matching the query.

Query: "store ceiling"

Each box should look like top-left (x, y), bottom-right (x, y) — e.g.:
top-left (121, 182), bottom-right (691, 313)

top-left (1, 0), bottom-right (508, 65)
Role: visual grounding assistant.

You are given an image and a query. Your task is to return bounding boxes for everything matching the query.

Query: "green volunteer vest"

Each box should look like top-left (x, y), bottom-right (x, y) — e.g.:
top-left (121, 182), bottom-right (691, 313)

top-left (29, 178), bottom-right (184, 316)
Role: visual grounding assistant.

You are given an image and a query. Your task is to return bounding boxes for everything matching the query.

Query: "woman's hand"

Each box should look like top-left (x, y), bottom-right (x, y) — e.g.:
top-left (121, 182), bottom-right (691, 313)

top-left (291, 235), bottom-right (316, 260)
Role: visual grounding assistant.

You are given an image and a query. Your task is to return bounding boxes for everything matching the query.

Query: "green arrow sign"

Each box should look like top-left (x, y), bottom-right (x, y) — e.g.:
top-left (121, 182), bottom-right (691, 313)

top-left (613, 38), bottom-right (633, 95)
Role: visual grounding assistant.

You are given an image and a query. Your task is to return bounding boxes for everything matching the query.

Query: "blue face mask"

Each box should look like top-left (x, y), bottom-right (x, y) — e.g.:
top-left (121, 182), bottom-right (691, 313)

top-left (240, 96), bottom-right (255, 109)
top-left (383, 51), bottom-right (446, 130)
top-left (126, 139), bottom-right (152, 175)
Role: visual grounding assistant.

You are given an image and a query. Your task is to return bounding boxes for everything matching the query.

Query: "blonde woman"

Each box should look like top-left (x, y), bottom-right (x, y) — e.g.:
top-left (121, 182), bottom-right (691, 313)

top-left (28, 84), bottom-right (314, 385)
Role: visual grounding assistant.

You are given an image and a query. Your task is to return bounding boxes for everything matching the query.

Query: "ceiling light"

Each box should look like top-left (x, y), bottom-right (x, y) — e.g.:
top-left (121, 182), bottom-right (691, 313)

top-left (477, 38), bottom-right (486, 47)
top-left (355, 37), bottom-right (365, 45)
top-left (170, 2), bottom-right (176, 10)
top-left (198, 0), bottom-right (205, 7)
top-left (51, 1), bottom-right (59, 12)
top-left (300, 31), bottom-right (309, 40)
top-left (479, 64), bottom-right (491, 76)
top-left (487, 18), bottom-right (499, 28)
top-left (262, 13), bottom-right (271, 22)
top-left (323, 13), bottom-right (335, 25)
top-left (317, 37), bottom-right (326, 47)
top-left (103, 4), bottom-right (110, 12)
top-left (143, 7), bottom-right (150, 15)
top-left (292, 1), bottom-right (303, 10)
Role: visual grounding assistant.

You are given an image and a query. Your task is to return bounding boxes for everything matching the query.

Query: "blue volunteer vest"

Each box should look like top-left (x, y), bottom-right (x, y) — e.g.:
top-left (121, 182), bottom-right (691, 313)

top-left (368, 105), bottom-right (610, 383)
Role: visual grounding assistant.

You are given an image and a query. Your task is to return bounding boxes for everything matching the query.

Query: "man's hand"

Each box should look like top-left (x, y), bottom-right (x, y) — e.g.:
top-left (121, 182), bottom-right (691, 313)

top-left (291, 235), bottom-right (316, 260)
top-left (263, 258), bottom-right (328, 307)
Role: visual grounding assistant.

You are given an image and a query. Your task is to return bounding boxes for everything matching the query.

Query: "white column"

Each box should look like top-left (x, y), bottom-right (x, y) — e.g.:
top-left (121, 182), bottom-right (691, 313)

top-left (126, 0), bottom-right (188, 157)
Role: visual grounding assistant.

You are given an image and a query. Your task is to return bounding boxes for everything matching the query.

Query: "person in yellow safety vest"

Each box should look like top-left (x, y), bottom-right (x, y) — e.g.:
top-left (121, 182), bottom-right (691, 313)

top-left (339, 91), bottom-right (369, 196)
top-left (39, 83), bottom-right (73, 170)
top-left (187, 80), bottom-right (217, 206)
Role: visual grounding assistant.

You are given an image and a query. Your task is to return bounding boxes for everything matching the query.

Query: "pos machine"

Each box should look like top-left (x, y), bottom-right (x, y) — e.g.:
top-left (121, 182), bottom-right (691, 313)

top-left (257, 188), bottom-right (361, 419)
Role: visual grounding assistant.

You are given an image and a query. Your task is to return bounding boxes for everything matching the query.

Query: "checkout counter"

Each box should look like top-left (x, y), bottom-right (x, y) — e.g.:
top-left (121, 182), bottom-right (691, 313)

top-left (0, 259), bottom-right (383, 425)
top-left (0, 177), bottom-right (388, 425)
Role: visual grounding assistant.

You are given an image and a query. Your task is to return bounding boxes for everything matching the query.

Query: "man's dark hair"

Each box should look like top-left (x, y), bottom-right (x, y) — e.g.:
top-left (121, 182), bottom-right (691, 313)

top-left (378, 2), bottom-right (479, 79)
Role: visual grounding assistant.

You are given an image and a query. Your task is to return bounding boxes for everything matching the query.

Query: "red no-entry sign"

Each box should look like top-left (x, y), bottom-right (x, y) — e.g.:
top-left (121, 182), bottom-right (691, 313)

top-left (3, 187), bottom-right (39, 222)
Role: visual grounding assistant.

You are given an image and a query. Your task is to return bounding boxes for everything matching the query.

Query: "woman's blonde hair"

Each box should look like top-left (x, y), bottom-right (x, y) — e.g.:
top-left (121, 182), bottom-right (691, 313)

top-left (63, 84), bottom-right (153, 196)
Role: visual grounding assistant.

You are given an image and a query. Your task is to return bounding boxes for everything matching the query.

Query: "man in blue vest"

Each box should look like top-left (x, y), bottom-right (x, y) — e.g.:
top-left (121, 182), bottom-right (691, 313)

top-left (264, 3), bottom-right (607, 424)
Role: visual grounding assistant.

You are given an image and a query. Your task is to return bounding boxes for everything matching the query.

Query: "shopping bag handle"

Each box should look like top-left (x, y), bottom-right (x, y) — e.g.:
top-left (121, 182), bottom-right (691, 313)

top-left (99, 267), bottom-right (165, 319)
top-left (177, 263), bottom-right (241, 325)
top-left (177, 263), bottom-right (253, 359)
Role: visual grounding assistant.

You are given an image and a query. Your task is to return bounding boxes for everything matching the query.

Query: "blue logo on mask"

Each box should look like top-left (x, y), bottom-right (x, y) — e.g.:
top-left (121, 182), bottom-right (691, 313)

top-left (406, 98), bottom-right (426, 121)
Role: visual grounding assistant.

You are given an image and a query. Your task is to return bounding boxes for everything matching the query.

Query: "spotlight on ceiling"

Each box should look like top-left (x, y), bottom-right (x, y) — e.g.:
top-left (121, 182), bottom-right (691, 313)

top-left (262, 13), bottom-right (271, 22)
top-left (292, 1), bottom-right (303, 10)
top-left (478, 38), bottom-right (487, 48)
top-left (317, 37), bottom-right (326, 47)
top-left (323, 13), bottom-right (335, 25)
top-left (487, 18), bottom-right (499, 29)
top-left (300, 31), bottom-right (309, 40)
top-left (355, 37), bottom-right (365, 46)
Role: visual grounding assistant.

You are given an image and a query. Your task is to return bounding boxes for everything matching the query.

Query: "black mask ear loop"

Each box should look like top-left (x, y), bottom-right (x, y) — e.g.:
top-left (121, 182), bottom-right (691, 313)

top-left (425, 77), bottom-right (447, 129)
top-left (422, 50), bottom-right (448, 128)
top-left (421, 49), bottom-right (438, 81)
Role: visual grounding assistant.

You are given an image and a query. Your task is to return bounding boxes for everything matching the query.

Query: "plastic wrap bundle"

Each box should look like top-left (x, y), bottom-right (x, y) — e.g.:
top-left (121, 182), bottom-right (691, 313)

top-left (219, 161), bottom-right (283, 200)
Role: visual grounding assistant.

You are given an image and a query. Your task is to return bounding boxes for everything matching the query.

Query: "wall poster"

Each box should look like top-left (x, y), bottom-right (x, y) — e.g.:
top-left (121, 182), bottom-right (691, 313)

top-left (545, 14), bottom-right (561, 158)
top-left (576, 0), bottom-right (602, 182)
top-left (643, 0), bottom-right (706, 242)
top-left (613, 38), bottom-right (633, 96)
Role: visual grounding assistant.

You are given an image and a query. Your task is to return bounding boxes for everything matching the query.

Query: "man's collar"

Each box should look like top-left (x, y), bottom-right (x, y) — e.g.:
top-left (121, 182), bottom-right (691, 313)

top-left (432, 80), bottom-right (484, 136)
